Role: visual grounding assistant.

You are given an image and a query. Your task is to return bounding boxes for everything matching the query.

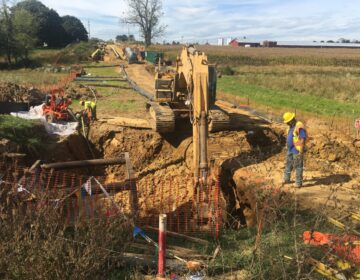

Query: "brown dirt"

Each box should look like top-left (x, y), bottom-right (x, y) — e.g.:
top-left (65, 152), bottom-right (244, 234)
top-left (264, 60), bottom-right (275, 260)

top-left (124, 63), bottom-right (155, 95)
top-left (64, 84), bottom-right (99, 100)
top-left (0, 82), bottom-right (44, 104)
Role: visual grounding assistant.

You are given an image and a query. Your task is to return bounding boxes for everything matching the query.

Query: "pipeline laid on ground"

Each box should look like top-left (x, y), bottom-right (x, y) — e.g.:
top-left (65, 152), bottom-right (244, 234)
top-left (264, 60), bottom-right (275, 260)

top-left (121, 65), bottom-right (154, 101)
top-left (41, 157), bottom-right (126, 170)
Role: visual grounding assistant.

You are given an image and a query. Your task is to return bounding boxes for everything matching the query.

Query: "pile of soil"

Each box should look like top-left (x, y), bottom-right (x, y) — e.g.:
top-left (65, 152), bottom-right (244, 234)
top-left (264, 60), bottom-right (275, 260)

top-left (0, 83), bottom-right (44, 104)
top-left (88, 124), bottom-right (175, 179)
top-left (65, 84), bottom-right (99, 100)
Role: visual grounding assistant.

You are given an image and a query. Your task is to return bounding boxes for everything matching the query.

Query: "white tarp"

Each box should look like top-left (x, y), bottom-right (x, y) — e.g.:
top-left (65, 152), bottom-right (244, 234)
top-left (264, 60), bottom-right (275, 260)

top-left (11, 104), bottom-right (78, 136)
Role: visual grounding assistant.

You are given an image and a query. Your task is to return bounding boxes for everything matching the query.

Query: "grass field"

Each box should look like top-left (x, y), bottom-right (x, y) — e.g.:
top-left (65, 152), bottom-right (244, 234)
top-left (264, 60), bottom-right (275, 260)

top-left (150, 45), bottom-right (360, 67)
top-left (0, 69), bottom-right (67, 87)
top-left (80, 63), bottom-right (147, 117)
top-left (218, 76), bottom-right (360, 118)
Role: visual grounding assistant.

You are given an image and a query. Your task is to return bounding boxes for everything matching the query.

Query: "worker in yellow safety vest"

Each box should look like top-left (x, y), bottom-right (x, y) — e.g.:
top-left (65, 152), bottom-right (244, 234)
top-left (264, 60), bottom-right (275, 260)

top-left (282, 112), bottom-right (307, 187)
top-left (80, 100), bottom-right (97, 122)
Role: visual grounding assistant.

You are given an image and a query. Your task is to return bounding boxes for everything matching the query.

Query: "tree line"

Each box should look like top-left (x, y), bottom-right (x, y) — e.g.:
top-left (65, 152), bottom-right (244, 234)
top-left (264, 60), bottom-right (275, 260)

top-left (0, 0), bottom-right (88, 64)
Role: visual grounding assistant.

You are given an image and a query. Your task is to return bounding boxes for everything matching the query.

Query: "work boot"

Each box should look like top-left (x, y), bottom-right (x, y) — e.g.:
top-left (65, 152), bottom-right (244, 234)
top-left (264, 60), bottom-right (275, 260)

top-left (281, 180), bottom-right (290, 186)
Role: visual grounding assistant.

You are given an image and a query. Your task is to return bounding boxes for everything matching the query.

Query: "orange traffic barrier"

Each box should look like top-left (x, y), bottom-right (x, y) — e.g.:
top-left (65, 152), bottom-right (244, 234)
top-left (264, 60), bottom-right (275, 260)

top-left (303, 231), bottom-right (360, 265)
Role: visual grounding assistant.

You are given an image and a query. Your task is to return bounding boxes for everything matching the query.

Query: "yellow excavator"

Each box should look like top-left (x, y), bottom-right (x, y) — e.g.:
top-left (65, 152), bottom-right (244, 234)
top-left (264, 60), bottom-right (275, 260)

top-left (147, 45), bottom-right (230, 134)
top-left (147, 45), bottom-right (230, 181)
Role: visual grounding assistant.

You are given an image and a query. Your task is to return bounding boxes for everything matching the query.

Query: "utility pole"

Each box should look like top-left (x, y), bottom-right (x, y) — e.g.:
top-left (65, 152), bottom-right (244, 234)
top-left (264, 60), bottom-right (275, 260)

top-left (88, 20), bottom-right (91, 39)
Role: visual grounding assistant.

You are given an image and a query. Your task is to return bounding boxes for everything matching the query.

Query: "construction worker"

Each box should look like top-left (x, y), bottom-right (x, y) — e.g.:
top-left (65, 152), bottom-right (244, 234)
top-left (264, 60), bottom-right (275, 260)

top-left (282, 112), bottom-right (307, 187)
top-left (80, 100), bottom-right (97, 122)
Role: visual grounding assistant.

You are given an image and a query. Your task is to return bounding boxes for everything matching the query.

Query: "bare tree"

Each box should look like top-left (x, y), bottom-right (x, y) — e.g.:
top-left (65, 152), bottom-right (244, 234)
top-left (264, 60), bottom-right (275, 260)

top-left (124, 0), bottom-right (166, 46)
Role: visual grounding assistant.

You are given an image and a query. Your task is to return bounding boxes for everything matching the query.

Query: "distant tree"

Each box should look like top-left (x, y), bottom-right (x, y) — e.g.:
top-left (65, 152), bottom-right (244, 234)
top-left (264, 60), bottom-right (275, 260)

top-left (116, 34), bottom-right (128, 42)
top-left (339, 38), bottom-right (350, 43)
top-left (124, 0), bottom-right (166, 46)
top-left (0, 0), bottom-right (13, 64)
top-left (62, 15), bottom-right (88, 44)
top-left (128, 34), bottom-right (135, 41)
top-left (12, 8), bottom-right (38, 60)
top-left (327, 40), bottom-right (334, 43)
top-left (13, 0), bottom-right (67, 47)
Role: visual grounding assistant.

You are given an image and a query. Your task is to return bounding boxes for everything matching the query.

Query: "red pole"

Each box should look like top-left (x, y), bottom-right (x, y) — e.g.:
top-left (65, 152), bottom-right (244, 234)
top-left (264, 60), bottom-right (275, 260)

top-left (158, 214), bottom-right (167, 278)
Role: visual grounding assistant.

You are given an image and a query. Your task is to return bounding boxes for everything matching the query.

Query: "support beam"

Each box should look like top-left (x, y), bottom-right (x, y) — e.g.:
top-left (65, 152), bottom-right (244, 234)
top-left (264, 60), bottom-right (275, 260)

top-left (41, 157), bottom-right (126, 170)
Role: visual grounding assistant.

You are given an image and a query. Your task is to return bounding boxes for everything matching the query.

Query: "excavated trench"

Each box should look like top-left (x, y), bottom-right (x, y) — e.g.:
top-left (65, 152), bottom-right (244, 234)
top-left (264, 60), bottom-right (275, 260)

top-left (2, 117), bottom-right (286, 228)
top-left (85, 121), bottom-right (285, 227)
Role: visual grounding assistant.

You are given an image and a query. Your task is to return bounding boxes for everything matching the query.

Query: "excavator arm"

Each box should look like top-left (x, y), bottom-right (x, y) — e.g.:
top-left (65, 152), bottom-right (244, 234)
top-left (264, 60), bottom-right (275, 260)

top-left (176, 46), bottom-right (210, 182)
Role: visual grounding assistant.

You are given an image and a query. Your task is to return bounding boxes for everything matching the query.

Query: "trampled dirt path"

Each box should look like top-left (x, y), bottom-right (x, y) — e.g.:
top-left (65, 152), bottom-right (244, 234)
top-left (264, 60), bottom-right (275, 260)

top-left (124, 63), bottom-right (155, 95)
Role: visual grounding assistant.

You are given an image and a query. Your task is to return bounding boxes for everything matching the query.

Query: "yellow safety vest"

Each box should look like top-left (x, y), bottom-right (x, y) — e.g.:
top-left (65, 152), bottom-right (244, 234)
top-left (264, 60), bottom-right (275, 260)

top-left (287, 121), bottom-right (306, 152)
top-left (84, 101), bottom-right (96, 110)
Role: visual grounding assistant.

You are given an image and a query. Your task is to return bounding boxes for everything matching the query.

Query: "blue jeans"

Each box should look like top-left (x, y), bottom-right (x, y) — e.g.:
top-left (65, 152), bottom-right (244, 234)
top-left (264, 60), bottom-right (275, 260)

top-left (283, 152), bottom-right (304, 186)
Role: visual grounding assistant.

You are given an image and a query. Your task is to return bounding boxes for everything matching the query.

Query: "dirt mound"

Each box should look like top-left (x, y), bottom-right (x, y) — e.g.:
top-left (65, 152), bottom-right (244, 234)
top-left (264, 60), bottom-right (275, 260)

top-left (308, 133), bottom-right (359, 164)
top-left (65, 84), bottom-right (99, 100)
top-left (88, 124), bottom-right (176, 179)
top-left (0, 83), bottom-right (44, 104)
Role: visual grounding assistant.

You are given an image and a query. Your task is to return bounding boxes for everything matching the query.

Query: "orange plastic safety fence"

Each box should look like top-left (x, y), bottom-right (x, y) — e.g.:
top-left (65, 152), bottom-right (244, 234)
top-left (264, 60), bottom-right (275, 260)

top-left (0, 163), bottom-right (222, 238)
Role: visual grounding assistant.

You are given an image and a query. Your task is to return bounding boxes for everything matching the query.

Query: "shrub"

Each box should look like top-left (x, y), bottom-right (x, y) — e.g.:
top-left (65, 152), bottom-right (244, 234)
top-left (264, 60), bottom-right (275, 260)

top-left (220, 66), bottom-right (235, 76)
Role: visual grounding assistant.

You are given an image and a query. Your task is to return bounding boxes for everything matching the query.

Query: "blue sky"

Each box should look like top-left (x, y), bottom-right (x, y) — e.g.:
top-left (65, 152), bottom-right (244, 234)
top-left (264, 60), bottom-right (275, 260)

top-left (40, 0), bottom-right (360, 43)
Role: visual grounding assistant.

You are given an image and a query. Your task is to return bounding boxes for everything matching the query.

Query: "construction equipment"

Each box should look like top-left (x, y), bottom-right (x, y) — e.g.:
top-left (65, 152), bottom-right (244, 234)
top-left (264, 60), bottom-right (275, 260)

top-left (42, 89), bottom-right (75, 123)
top-left (124, 47), bottom-right (138, 64)
top-left (91, 43), bottom-right (106, 61)
top-left (145, 46), bottom-right (231, 182)
top-left (147, 45), bottom-right (230, 134)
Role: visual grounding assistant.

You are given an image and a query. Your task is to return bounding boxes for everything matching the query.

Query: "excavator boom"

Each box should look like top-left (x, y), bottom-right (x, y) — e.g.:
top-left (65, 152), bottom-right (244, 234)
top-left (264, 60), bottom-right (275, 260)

top-left (176, 46), bottom-right (210, 181)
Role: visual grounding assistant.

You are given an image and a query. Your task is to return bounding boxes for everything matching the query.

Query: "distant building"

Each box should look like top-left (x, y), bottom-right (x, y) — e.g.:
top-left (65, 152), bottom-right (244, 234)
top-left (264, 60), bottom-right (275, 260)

top-left (218, 38), bottom-right (224, 46)
top-left (229, 39), bottom-right (260, 47)
top-left (263, 40), bottom-right (277, 47)
top-left (226, 37), bottom-right (233, 45)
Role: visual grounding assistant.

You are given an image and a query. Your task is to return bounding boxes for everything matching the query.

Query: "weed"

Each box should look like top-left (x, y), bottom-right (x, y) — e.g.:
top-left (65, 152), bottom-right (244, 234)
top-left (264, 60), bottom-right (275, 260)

top-left (0, 183), bottom-right (133, 280)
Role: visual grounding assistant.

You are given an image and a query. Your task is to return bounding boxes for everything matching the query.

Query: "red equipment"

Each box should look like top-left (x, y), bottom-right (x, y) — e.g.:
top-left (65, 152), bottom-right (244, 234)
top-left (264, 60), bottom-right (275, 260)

top-left (304, 231), bottom-right (360, 265)
top-left (43, 89), bottom-right (73, 123)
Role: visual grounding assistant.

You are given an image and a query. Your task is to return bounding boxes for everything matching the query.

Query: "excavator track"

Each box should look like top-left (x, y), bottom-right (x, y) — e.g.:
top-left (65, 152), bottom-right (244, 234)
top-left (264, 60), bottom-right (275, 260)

top-left (209, 105), bottom-right (231, 132)
top-left (147, 102), bottom-right (175, 133)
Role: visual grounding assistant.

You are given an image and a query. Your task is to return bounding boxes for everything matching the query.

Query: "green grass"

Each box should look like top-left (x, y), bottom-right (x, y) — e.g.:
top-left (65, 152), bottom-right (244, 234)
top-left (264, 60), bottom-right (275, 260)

top-left (218, 76), bottom-right (360, 118)
top-left (0, 115), bottom-right (45, 148)
top-left (30, 41), bottom-right (97, 65)
top-left (97, 99), bottom-right (140, 112)
top-left (84, 65), bottom-right (121, 76)
top-left (0, 69), bottom-right (67, 87)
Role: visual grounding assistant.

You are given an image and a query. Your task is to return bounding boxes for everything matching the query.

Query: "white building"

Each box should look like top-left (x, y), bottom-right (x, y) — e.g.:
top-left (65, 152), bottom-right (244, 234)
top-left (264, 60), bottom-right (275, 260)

top-left (218, 38), bottom-right (224, 46)
top-left (226, 37), bottom-right (233, 45)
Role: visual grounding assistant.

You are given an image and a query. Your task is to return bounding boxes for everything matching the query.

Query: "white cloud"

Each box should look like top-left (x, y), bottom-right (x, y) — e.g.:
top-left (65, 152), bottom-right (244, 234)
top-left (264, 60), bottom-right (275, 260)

top-left (38, 0), bottom-right (360, 42)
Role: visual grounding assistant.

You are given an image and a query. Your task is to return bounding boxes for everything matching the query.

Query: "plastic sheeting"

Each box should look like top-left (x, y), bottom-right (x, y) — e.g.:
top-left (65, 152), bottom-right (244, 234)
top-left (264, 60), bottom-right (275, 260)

top-left (11, 104), bottom-right (79, 136)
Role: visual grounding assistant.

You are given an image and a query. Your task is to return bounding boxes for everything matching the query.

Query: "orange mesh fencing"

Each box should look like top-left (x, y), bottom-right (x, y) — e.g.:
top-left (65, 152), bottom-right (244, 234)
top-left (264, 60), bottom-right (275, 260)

top-left (0, 162), bottom-right (222, 238)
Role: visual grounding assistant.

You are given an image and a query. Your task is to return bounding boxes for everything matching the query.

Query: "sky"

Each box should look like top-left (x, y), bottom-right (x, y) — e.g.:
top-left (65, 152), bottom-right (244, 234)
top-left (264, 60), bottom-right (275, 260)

top-left (40, 0), bottom-right (360, 43)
